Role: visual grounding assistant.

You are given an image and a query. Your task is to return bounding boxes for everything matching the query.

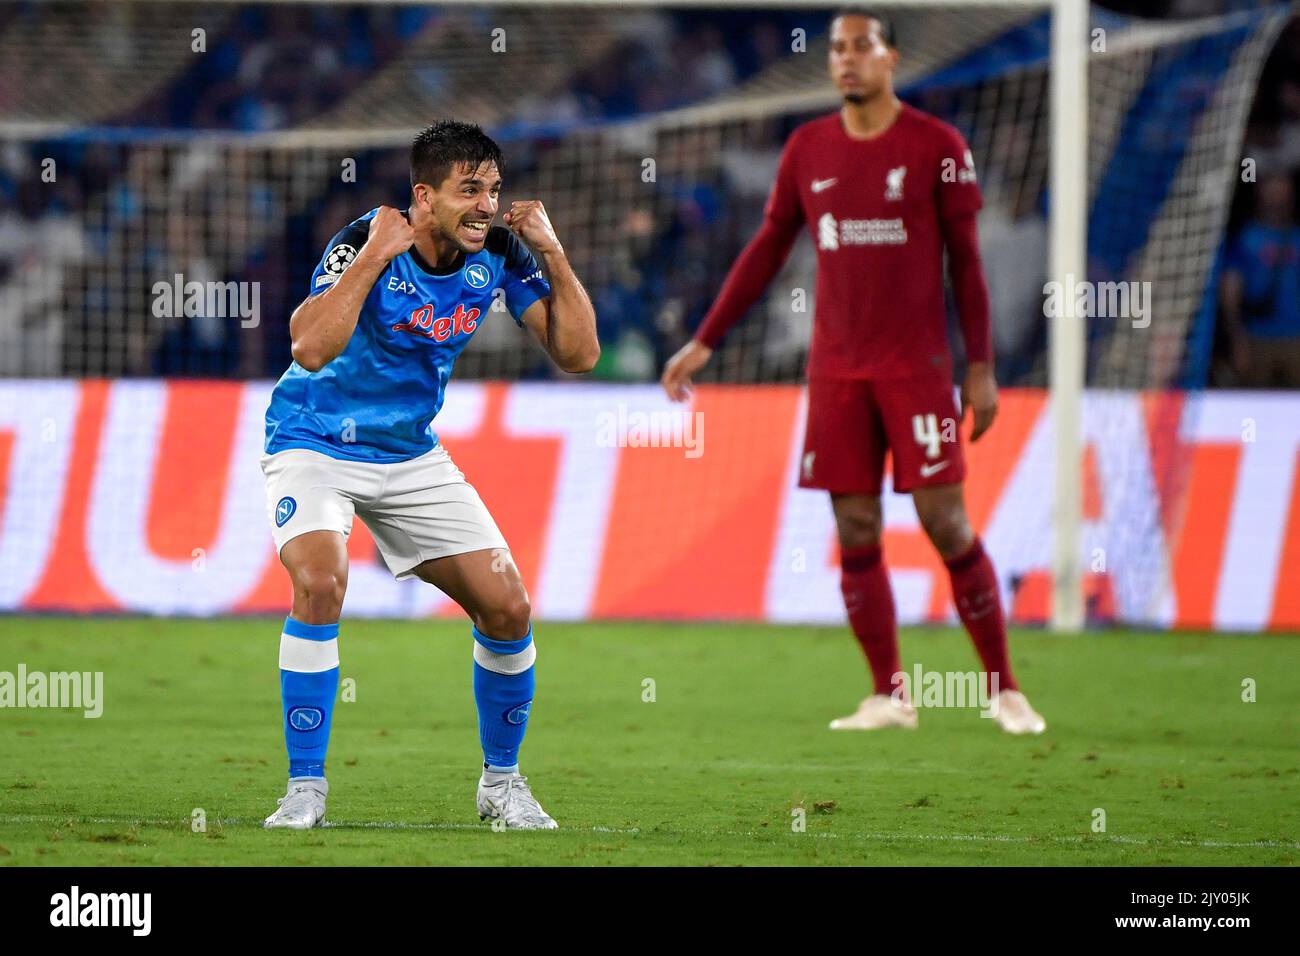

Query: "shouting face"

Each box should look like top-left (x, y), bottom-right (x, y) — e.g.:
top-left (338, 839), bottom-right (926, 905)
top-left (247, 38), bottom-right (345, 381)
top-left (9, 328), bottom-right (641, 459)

top-left (413, 160), bottom-right (501, 254)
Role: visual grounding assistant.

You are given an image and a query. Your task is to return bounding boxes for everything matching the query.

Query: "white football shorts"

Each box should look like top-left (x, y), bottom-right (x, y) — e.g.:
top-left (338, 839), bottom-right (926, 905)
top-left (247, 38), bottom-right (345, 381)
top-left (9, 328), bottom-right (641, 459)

top-left (260, 443), bottom-right (509, 579)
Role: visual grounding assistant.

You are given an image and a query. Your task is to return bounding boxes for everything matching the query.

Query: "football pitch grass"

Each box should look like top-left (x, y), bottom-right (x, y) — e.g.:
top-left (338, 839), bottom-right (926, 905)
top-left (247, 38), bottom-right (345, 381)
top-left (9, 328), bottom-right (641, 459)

top-left (0, 616), bottom-right (1296, 866)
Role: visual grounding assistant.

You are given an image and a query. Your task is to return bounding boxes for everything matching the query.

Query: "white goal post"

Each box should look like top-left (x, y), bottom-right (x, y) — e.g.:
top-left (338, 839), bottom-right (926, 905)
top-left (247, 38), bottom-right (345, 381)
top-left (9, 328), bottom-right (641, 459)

top-left (1048, 0), bottom-right (1089, 633)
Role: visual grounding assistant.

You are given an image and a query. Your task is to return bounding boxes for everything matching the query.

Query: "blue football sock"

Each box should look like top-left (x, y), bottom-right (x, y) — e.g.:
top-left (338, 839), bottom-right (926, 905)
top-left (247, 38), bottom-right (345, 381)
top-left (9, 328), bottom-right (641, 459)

top-left (472, 624), bottom-right (535, 771)
top-left (279, 616), bottom-right (340, 780)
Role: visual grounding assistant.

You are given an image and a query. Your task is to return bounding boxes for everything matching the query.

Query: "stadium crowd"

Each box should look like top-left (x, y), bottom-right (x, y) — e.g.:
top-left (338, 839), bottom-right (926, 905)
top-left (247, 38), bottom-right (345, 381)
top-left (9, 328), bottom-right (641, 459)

top-left (1216, 12), bottom-right (1300, 387)
top-left (0, 1), bottom-right (1296, 387)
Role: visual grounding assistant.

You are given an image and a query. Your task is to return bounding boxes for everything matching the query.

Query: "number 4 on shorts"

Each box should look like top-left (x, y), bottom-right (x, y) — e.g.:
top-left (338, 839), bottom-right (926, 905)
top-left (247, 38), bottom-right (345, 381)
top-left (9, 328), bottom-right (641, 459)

top-left (912, 413), bottom-right (942, 460)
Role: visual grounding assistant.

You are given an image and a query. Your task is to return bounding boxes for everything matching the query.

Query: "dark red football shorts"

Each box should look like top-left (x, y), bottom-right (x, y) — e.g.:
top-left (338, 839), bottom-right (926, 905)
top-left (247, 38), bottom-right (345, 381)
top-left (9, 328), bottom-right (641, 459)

top-left (798, 372), bottom-right (966, 496)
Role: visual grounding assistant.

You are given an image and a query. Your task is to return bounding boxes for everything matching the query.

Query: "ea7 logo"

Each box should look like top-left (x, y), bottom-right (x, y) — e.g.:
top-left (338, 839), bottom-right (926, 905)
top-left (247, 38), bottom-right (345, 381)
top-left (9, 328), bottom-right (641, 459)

top-left (392, 303), bottom-right (481, 341)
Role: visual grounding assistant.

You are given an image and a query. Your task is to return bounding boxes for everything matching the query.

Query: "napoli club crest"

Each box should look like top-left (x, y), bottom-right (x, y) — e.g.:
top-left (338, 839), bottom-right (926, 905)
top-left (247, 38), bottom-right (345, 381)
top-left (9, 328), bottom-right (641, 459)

top-left (503, 700), bottom-right (532, 725)
top-left (465, 262), bottom-right (491, 289)
top-left (275, 496), bottom-right (297, 528)
top-left (287, 706), bottom-right (323, 731)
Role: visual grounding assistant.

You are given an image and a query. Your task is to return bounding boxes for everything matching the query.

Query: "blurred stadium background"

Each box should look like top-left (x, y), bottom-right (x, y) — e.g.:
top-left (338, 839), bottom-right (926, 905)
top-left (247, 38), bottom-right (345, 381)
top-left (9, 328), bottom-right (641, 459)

top-left (1, 0), bottom-right (1298, 632)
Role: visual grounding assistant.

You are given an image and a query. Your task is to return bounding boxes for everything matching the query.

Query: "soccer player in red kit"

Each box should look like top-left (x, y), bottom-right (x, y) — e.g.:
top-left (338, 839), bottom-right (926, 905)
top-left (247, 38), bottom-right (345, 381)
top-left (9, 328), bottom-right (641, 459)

top-left (661, 9), bottom-right (1045, 734)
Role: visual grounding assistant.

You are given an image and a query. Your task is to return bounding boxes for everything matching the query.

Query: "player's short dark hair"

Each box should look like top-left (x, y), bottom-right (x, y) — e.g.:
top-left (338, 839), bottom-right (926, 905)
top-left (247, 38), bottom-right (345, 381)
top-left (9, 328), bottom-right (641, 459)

top-left (410, 120), bottom-right (505, 190)
top-left (831, 7), bottom-right (896, 49)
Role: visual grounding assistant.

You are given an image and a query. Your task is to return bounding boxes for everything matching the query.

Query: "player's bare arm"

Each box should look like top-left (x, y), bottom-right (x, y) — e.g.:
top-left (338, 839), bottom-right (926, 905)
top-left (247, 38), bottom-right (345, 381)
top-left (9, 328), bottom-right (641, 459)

top-left (289, 206), bottom-right (413, 371)
top-left (942, 209), bottom-right (998, 441)
top-left (510, 200), bottom-right (599, 373)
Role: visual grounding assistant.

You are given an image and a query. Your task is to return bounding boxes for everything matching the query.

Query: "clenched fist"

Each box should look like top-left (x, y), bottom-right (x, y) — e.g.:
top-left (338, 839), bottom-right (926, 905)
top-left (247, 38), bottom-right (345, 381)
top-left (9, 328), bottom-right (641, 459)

top-left (504, 200), bottom-right (562, 256)
top-left (363, 206), bottom-right (415, 264)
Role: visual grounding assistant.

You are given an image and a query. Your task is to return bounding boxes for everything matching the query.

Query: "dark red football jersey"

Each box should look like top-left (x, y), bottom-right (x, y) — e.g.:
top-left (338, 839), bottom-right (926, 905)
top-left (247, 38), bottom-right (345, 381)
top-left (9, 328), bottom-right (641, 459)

top-left (697, 104), bottom-right (986, 380)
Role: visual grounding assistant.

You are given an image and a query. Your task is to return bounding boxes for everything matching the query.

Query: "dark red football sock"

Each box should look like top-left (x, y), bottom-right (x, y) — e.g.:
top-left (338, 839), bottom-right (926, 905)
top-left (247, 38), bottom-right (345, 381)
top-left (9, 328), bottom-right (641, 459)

top-left (944, 537), bottom-right (1017, 694)
top-left (840, 544), bottom-right (903, 696)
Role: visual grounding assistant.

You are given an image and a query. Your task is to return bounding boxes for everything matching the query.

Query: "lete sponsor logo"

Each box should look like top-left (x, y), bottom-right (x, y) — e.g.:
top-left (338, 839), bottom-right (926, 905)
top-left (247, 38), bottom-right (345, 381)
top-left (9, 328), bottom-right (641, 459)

top-left (392, 302), bottom-right (480, 342)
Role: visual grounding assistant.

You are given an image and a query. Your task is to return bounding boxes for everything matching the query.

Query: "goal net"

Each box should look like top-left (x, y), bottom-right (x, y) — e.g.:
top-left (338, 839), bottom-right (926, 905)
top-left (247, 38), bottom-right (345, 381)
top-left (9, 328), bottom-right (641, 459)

top-left (0, 1), bottom-right (1288, 626)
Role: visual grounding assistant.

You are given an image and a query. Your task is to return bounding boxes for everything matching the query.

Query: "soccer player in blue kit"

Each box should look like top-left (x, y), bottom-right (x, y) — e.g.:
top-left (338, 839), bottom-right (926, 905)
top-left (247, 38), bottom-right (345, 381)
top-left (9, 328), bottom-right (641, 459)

top-left (260, 121), bottom-right (598, 830)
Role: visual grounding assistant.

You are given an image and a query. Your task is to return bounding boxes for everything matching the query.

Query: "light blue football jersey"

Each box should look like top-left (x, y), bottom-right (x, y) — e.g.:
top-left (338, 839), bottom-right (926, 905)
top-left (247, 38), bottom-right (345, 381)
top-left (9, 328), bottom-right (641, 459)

top-left (265, 207), bottom-right (550, 462)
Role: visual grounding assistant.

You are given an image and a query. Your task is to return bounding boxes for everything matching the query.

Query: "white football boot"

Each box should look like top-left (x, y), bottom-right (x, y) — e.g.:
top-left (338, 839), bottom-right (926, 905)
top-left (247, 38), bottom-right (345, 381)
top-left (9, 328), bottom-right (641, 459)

top-left (263, 777), bottom-right (328, 829)
top-left (989, 690), bottom-right (1047, 735)
top-left (828, 694), bottom-right (918, 731)
top-left (476, 772), bottom-right (558, 830)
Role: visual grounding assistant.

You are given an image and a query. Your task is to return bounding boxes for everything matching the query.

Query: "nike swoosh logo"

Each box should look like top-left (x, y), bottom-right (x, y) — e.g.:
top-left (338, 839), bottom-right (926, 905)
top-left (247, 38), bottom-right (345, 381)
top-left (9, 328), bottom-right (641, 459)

top-left (919, 461), bottom-right (950, 478)
top-left (811, 178), bottom-right (838, 194)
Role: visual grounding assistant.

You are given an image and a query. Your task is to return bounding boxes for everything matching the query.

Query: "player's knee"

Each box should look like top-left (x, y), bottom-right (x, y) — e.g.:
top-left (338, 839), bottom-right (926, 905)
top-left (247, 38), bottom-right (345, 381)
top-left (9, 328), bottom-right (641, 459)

top-left (292, 565), bottom-right (346, 623)
top-left (834, 508), bottom-right (882, 550)
top-left (475, 593), bottom-right (532, 641)
top-left (918, 506), bottom-right (972, 559)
